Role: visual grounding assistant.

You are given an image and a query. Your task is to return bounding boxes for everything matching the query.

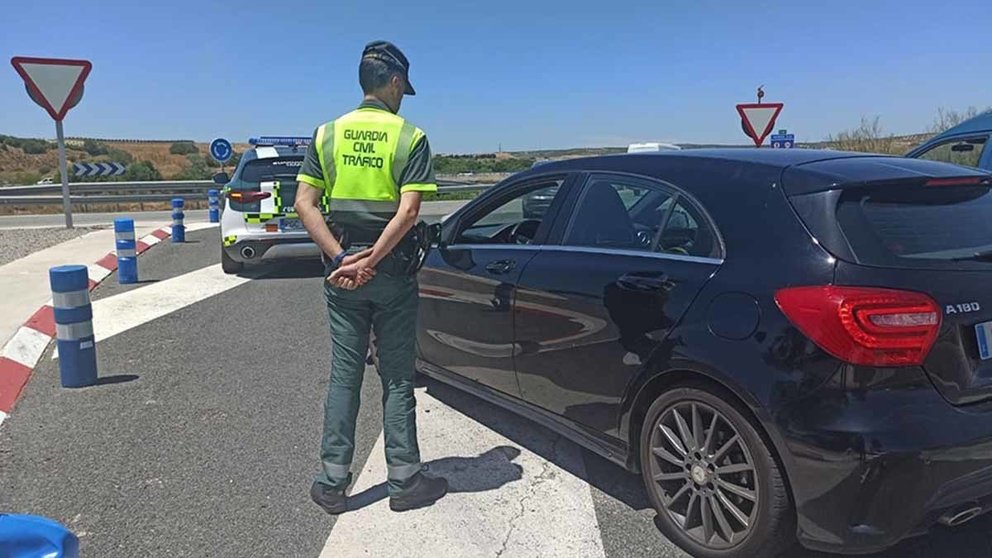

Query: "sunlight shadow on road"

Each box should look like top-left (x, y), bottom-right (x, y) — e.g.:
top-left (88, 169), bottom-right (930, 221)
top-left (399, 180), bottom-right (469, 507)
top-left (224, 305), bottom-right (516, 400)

top-left (346, 445), bottom-right (524, 512)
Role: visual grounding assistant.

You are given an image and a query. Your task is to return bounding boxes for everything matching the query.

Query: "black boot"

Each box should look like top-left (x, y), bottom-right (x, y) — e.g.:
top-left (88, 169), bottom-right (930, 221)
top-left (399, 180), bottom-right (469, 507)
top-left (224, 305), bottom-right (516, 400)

top-left (311, 481), bottom-right (348, 515)
top-left (389, 473), bottom-right (449, 512)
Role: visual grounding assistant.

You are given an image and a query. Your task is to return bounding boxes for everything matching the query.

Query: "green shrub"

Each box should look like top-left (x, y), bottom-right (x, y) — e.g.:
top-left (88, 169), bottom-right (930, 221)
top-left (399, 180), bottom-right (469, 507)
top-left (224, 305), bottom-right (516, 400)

top-left (169, 142), bottom-right (198, 155)
top-left (20, 139), bottom-right (50, 154)
top-left (124, 160), bottom-right (162, 181)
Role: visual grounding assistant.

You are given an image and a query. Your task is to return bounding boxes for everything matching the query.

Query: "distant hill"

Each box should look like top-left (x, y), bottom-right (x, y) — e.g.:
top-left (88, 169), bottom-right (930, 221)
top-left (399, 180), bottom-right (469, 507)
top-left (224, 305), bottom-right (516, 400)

top-left (0, 131), bottom-right (938, 186)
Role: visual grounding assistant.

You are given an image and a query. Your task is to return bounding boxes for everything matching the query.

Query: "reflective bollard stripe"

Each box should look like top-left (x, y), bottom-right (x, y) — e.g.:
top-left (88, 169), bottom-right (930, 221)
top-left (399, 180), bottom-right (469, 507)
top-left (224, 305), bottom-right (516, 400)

top-left (49, 265), bottom-right (97, 388)
top-left (56, 321), bottom-right (94, 341)
top-left (52, 289), bottom-right (90, 309)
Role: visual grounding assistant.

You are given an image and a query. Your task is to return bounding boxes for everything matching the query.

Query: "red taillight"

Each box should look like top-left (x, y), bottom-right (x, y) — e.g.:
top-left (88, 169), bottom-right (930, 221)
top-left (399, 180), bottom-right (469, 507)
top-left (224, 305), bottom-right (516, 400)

top-left (227, 190), bottom-right (271, 203)
top-left (774, 286), bottom-right (941, 367)
top-left (925, 176), bottom-right (988, 187)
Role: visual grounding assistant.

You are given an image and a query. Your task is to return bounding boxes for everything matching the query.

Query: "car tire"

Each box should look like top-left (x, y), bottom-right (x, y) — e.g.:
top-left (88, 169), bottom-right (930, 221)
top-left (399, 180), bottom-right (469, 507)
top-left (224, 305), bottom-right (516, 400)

top-left (221, 248), bottom-right (243, 274)
top-left (640, 385), bottom-right (793, 558)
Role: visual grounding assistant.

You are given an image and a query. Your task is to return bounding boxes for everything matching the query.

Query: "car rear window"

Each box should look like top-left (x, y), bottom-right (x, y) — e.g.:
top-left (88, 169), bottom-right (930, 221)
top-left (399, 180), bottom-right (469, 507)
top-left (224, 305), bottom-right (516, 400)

top-left (239, 157), bottom-right (303, 183)
top-left (836, 184), bottom-right (992, 268)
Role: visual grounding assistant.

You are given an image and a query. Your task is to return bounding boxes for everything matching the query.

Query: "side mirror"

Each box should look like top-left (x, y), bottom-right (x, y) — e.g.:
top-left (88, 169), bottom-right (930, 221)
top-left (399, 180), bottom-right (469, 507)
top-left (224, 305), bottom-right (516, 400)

top-left (212, 172), bottom-right (230, 184)
top-left (951, 143), bottom-right (975, 152)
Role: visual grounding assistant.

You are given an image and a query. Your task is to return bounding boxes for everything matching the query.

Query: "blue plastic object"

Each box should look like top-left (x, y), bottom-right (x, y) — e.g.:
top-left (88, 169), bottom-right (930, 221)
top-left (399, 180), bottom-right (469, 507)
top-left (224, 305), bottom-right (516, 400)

top-left (49, 265), bottom-right (96, 388)
top-left (171, 198), bottom-right (185, 243)
top-left (0, 514), bottom-right (80, 558)
top-left (207, 189), bottom-right (220, 223)
top-left (114, 218), bottom-right (138, 284)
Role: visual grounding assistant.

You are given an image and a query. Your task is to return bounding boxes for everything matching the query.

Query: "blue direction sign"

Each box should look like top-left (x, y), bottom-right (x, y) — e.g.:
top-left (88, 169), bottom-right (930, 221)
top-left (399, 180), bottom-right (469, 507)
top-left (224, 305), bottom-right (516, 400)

top-left (210, 138), bottom-right (233, 163)
top-left (73, 161), bottom-right (126, 177)
top-left (770, 129), bottom-right (795, 149)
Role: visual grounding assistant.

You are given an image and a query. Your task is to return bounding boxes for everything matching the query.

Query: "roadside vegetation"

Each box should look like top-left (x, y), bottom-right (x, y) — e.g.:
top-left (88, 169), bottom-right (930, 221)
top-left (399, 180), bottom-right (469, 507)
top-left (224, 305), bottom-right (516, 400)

top-left (827, 106), bottom-right (991, 155)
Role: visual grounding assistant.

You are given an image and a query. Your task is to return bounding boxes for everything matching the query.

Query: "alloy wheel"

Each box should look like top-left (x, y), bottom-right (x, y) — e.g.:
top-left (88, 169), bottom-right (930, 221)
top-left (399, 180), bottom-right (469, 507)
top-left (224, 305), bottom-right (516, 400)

top-left (648, 400), bottom-right (760, 550)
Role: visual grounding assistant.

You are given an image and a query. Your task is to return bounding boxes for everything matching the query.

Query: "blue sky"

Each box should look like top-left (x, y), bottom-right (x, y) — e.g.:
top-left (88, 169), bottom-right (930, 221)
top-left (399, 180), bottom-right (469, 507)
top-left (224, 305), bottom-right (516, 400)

top-left (2, 0), bottom-right (990, 153)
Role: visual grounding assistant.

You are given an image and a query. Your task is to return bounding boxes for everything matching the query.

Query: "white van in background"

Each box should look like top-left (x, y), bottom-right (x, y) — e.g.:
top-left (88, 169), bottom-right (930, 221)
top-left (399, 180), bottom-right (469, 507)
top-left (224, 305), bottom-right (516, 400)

top-left (627, 142), bottom-right (681, 153)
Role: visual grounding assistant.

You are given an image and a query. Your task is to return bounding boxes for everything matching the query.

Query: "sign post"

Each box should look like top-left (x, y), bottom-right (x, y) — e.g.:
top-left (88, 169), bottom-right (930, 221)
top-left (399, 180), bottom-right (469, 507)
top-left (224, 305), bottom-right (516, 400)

top-left (10, 57), bottom-right (92, 229)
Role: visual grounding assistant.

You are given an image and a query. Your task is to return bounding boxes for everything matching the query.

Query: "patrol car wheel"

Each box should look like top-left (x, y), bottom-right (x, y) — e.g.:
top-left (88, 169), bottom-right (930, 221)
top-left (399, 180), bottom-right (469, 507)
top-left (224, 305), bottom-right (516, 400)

top-left (221, 248), bottom-right (243, 274)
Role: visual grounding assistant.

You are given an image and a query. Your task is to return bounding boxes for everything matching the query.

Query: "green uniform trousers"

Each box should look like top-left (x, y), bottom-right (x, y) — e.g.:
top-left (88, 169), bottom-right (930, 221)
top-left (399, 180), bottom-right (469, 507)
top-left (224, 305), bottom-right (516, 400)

top-left (318, 272), bottom-right (422, 495)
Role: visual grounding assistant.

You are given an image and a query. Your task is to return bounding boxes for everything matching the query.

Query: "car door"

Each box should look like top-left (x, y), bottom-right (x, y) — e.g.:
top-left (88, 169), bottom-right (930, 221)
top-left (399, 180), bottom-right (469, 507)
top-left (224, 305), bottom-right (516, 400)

top-left (417, 173), bottom-right (576, 398)
top-left (513, 172), bottom-right (723, 438)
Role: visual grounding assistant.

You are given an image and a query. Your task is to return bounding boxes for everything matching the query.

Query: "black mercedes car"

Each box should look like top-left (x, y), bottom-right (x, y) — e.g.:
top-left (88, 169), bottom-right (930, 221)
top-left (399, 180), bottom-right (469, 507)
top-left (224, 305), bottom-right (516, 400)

top-left (414, 149), bottom-right (992, 557)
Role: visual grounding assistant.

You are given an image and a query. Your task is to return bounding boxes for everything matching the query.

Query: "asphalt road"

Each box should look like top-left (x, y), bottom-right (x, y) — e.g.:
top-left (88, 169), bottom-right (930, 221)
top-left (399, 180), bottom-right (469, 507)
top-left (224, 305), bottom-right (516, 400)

top-left (2, 227), bottom-right (992, 557)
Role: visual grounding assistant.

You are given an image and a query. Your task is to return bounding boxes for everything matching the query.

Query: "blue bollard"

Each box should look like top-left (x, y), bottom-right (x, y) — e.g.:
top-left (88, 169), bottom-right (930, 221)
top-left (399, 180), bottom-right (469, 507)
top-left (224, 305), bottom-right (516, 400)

top-left (208, 189), bottom-right (220, 223)
top-left (171, 198), bottom-right (185, 243)
top-left (0, 514), bottom-right (79, 558)
top-left (114, 218), bottom-right (138, 284)
top-left (49, 265), bottom-right (97, 388)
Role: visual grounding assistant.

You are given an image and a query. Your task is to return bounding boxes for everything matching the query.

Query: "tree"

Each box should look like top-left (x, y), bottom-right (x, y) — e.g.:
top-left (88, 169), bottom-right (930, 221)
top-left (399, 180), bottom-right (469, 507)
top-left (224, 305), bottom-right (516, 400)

top-left (930, 106), bottom-right (992, 134)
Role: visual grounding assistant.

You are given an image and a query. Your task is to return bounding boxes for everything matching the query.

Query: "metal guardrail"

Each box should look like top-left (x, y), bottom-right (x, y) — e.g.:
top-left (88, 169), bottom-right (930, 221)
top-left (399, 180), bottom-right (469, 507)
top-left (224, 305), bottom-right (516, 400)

top-left (0, 179), bottom-right (494, 206)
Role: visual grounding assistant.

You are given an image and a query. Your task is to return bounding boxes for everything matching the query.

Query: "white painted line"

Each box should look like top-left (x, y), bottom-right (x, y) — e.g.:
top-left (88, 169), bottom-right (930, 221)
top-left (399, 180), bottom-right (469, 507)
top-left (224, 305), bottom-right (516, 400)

top-left (186, 222), bottom-right (220, 233)
top-left (87, 263), bottom-right (113, 282)
top-left (1, 326), bottom-right (52, 368)
top-left (321, 389), bottom-right (606, 558)
top-left (0, 410), bottom-right (7, 429)
top-left (141, 235), bottom-right (162, 247)
top-left (52, 265), bottom-right (254, 360)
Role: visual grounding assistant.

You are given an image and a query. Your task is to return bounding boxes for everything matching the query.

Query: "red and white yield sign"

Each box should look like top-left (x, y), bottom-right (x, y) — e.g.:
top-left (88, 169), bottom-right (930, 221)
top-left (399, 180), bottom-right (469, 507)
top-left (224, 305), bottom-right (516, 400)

top-left (736, 102), bottom-right (784, 147)
top-left (10, 57), bottom-right (92, 121)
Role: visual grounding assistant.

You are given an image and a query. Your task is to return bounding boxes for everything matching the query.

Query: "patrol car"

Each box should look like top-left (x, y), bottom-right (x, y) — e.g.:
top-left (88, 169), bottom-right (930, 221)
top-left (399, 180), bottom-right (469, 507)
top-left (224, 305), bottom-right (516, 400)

top-left (217, 136), bottom-right (328, 274)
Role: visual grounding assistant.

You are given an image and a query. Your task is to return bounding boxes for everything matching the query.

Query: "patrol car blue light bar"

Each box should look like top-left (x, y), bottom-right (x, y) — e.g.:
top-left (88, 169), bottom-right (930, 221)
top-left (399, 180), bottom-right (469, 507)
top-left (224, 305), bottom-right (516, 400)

top-left (249, 136), bottom-right (312, 146)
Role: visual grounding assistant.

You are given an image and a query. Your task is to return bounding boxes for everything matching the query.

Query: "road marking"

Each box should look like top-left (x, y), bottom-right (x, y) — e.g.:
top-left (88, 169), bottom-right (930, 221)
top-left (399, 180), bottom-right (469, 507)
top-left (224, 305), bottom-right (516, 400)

top-left (0, 326), bottom-right (51, 368)
top-left (54, 264), bottom-right (256, 358)
top-left (320, 389), bottom-right (606, 558)
top-left (0, 410), bottom-right (6, 428)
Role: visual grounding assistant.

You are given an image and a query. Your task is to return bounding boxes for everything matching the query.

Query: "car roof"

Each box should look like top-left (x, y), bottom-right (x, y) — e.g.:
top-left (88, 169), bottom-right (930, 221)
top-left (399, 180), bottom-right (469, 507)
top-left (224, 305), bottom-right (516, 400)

top-left (924, 111), bottom-right (992, 144)
top-left (519, 148), bottom-right (992, 195)
top-left (531, 148), bottom-right (878, 173)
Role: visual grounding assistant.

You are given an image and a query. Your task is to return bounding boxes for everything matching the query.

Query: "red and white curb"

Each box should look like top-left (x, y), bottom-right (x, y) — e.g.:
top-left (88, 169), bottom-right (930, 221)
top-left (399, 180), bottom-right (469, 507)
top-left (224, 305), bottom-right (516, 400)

top-left (0, 226), bottom-right (173, 428)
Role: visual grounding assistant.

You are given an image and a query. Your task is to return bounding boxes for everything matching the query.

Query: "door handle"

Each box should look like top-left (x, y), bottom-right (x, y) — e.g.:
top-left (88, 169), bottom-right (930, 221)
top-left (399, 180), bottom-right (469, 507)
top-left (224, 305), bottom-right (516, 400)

top-left (617, 273), bottom-right (669, 292)
top-left (486, 259), bottom-right (517, 275)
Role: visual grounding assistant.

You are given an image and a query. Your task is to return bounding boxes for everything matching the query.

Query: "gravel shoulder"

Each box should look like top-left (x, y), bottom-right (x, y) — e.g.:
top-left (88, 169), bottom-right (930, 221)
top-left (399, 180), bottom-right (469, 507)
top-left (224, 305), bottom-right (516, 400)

top-left (0, 226), bottom-right (102, 267)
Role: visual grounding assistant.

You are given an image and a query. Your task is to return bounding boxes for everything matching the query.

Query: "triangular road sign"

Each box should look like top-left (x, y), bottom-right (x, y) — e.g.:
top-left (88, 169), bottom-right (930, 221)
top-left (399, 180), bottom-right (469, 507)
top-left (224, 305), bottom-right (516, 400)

top-left (736, 103), bottom-right (784, 147)
top-left (10, 57), bottom-right (92, 121)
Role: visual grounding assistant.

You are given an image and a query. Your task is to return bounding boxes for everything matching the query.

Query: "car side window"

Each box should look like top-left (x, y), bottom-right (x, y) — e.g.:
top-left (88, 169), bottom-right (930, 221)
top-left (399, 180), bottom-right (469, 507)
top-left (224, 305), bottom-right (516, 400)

top-left (916, 136), bottom-right (987, 169)
top-left (563, 175), bottom-right (721, 258)
top-left (454, 179), bottom-right (563, 245)
top-left (563, 177), bottom-right (675, 251)
top-left (657, 199), bottom-right (719, 258)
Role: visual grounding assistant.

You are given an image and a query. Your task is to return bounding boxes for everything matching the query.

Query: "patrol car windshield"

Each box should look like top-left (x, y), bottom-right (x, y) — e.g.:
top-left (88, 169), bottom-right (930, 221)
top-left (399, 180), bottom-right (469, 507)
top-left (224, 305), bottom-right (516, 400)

top-left (239, 157), bottom-right (303, 183)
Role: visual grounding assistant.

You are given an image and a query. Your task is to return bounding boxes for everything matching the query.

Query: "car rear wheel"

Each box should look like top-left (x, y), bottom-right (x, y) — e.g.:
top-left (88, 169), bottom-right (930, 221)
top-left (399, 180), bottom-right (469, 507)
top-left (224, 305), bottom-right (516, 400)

top-left (221, 248), bottom-right (243, 274)
top-left (640, 386), bottom-right (793, 558)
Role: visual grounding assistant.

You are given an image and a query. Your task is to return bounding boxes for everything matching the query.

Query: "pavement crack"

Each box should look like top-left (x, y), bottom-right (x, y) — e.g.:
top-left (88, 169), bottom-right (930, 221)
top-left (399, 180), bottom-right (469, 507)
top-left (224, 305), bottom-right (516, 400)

top-left (495, 436), bottom-right (564, 557)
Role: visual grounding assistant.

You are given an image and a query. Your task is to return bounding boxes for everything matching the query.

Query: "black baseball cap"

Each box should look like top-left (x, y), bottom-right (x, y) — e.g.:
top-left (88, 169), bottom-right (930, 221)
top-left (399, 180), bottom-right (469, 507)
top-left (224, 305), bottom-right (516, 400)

top-left (362, 40), bottom-right (416, 96)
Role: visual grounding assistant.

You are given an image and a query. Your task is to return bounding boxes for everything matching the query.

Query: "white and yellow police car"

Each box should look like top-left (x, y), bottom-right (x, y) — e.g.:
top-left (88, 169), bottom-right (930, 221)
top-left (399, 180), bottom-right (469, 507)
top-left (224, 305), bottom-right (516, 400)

top-left (218, 136), bottom-right (328, 274)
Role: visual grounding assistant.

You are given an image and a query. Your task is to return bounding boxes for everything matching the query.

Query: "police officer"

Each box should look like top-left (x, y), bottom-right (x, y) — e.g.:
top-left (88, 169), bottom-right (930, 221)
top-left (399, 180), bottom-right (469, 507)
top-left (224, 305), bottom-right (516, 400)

top-left (294, 40), bottom-right (448, 514)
